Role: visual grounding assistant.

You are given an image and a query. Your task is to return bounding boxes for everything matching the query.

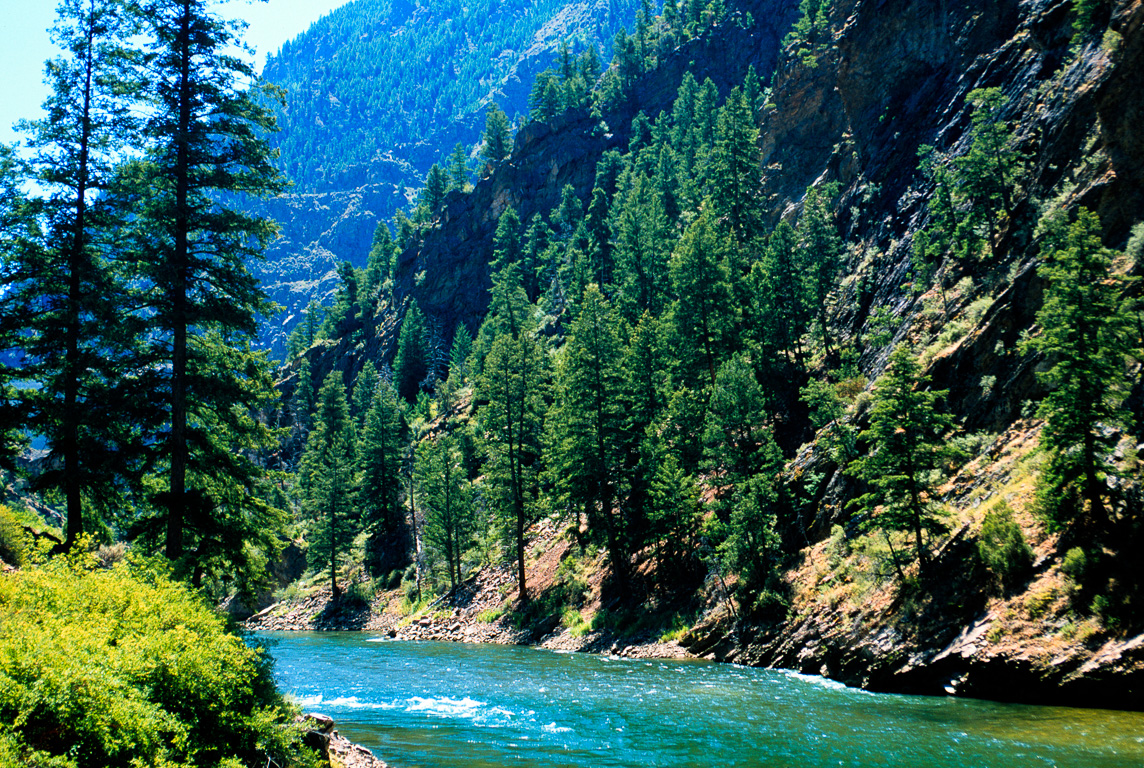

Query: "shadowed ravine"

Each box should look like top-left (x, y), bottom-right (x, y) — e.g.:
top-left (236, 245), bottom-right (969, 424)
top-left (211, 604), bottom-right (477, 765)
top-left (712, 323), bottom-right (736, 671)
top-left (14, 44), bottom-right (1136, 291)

top-left (259, 632), bottom-right (1144, 768)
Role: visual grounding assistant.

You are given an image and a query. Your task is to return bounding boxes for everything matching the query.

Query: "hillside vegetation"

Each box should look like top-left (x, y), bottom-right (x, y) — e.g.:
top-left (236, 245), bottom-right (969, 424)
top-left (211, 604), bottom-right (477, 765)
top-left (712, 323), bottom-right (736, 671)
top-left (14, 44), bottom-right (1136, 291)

top-left (272, 0), bottom-right (1144, 706)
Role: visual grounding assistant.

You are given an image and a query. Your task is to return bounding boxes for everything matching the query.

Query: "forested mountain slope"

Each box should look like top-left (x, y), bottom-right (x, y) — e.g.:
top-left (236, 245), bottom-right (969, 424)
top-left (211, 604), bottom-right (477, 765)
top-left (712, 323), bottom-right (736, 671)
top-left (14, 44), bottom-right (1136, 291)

top-left (251, 0), bottom-right (643, 356)
top-left (278, 0), bottom-right (1144, 707)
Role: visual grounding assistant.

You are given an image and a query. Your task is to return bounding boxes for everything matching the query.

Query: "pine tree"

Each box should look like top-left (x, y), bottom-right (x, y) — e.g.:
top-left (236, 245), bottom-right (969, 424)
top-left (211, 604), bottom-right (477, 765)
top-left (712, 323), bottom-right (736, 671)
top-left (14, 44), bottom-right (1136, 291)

top-left (639, 428), bottom-right (702, 584)
top-left (953, 88), bottom-right (1024, 257)
top-left (447, 142), bottom-right (470, 191)
top-left (292, 354), bottom-right (316, 437)
top-left (416, 433), bottom-right (473, 592)
top-left (10, 0), bottom-right (144, 548)
top-left (423, 163), bottom-right (449, 214)
top-left (703, 354), bottom-right (772, 486)
top-left (670, 208), bottom-right (736, 390)
top-left (548, 285), bottom-right (628, 585)
top-left (490, 206), bottom-right (522, 272)
top-left (359, 378), bottom-right (408, 576)
top-left (475, 254), bottom-right (545, 601)
top-left (394, 302), bottom-right (429, 402)
top-left (0, 148), bottom-right (33, 469)
top-left (351, 360), bottom-right (379, 426)
top-left (719, 469), bottom-right (784, 616)
top-left (622, 311), bottom-right (669, 441)
top-left (1020, 208), bottom-right (1134, 527)
top-left (521, 214), bottom-right (552, 303)
top-left (848, 344), bottom-right (957, 576)
top-left (480, 103), bottom-right (512, 171)
top-left (757, 221), bottom-right (811, 367)
top-left (798, 183), bottom-right (844, 354)
top-left (448, 324), bottom-right (474, 386)
top-left (300, 374), bottom-right (357, 598)
top-left (134, 0), bottom-right (286, 564)
top-left (612, 173), bottom-right (671, 319)
top-left (709, 87), bottom-right (762, 243)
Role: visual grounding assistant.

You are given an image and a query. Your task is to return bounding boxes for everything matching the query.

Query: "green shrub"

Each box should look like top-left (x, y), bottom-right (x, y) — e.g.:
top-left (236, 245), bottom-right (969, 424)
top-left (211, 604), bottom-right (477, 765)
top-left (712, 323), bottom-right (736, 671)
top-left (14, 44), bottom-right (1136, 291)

top-left (343, 577), bottom-right (375, 607)
top-left (976, 502), bottom-right (1033, 591)
top-left (0, 551), bottom-right (319, 768)
top-left (0, 505), bottom-right (29, 568)
top-left (1061, 546), bottom-right (1088, 582)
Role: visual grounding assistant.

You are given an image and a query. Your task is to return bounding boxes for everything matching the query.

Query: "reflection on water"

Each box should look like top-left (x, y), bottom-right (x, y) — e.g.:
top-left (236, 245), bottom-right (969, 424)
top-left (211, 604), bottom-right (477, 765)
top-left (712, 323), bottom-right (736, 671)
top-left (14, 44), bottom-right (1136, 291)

top-left (258, 632), bottom-right (1144, 768)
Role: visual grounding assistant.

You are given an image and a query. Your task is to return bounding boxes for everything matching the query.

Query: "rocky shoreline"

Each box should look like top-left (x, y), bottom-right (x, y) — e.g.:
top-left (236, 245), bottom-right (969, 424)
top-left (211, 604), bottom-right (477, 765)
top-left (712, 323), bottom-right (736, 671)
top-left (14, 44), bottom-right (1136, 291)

top-left (299, 713), bottom-right (388, 768)
top-left (245, 565), bottom-right (690, 661)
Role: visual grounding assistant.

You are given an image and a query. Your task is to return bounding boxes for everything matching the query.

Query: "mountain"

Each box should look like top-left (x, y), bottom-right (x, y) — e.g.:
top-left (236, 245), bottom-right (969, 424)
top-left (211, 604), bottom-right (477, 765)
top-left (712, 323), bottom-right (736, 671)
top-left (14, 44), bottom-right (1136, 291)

top-left (251, 0), bottom-right (644, 357)
top-left (283, 0), bottom-right (1144, 707)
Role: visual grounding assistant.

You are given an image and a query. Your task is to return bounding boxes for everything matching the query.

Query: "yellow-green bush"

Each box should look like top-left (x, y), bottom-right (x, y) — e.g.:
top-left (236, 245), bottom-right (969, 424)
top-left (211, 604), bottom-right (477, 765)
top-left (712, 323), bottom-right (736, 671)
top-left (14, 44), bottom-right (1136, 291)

top-left (0, 551), bottom-right (319, 768)
top-left (0, 505), bottom-right (31, 567)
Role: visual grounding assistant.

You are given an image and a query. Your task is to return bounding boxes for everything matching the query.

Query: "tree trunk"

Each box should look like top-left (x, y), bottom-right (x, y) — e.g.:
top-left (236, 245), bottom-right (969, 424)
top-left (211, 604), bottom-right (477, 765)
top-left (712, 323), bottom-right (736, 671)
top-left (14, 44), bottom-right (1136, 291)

top-left (166, 0), bottom-right (193, 561)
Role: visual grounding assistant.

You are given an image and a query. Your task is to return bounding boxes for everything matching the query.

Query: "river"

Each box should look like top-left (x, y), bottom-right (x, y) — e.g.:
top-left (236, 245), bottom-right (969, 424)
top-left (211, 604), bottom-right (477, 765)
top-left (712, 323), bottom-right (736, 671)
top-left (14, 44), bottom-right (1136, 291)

top-left (258, 632), bottom-right (1144, 767)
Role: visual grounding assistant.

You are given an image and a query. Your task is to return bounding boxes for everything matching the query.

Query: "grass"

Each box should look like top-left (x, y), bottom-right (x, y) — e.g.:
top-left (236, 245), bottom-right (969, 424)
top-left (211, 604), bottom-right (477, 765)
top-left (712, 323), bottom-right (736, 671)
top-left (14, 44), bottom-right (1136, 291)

top-left (474, 606), bottom-right (506, 623)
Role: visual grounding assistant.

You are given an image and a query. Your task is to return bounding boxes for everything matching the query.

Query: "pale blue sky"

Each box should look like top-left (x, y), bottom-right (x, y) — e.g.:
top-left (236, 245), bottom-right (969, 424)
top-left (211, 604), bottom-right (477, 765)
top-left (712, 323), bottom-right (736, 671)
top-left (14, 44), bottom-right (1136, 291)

top-left (0, 0), bottom-right (352, 147)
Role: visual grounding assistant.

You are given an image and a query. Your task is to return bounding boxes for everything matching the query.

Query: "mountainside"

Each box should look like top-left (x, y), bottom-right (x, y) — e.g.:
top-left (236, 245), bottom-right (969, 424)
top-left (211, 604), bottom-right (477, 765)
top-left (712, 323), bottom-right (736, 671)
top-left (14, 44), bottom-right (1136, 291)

top-left (277, 0), bottom-right (1144, 708)
top-left (252, 0), bottom-right (643, 357)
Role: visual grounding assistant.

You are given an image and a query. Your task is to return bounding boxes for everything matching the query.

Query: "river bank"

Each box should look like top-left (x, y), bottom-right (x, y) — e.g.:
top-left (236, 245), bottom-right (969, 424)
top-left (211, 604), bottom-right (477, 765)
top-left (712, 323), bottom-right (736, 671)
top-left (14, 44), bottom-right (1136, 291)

top-left (245, 425), bottom-right (1144, 711)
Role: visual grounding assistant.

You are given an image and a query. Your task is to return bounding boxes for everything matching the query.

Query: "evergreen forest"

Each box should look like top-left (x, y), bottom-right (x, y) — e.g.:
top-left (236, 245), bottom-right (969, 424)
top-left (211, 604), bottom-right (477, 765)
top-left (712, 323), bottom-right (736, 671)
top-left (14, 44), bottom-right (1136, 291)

top-left (3, 0), bottom-right (1144, 764)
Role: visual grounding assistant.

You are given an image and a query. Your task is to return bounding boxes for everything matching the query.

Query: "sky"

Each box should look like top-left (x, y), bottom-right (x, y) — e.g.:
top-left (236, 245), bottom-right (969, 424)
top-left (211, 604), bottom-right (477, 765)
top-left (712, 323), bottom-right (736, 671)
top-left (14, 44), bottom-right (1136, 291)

top-left (0, 0), bottom-right (352, 147)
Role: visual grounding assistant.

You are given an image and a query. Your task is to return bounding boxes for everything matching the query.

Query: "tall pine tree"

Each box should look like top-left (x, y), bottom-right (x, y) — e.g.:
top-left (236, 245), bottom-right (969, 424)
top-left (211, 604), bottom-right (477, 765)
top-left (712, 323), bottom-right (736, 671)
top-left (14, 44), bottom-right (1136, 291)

top-left (134, 0), bottom-right (286, 566)
top-left (301, 374), bottom-right (357, 597)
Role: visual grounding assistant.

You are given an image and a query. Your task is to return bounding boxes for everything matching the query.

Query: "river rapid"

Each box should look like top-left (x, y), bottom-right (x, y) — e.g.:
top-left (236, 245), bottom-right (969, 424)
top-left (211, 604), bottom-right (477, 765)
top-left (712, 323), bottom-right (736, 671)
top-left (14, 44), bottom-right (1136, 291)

top-left (258, 632), bottom-right (1144, 767)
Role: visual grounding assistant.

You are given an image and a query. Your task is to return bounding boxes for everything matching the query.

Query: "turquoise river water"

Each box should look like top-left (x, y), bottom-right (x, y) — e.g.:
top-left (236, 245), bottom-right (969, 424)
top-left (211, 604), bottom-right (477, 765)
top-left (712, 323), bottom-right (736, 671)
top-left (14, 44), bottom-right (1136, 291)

top-left (258, 632), bottom-right (1144, 768)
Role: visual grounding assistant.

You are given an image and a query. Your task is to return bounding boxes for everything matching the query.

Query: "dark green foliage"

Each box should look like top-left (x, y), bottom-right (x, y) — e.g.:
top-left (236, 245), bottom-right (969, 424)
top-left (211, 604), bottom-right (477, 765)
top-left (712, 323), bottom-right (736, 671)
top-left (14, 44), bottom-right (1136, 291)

top-left (300, 374), bottom-right (357, 597)
top-left (352, 360), bottom-right (380, 426)
top-left (703, 354), bottom-right (771, 485)
top-left (639, 429), bottom-right (703, 585)
top-left (6, 0), bottom-right (144, 548)
top-left (622, 312), bottom-right (669, 441)
top-left (476, 310), bottom-right (547, 601)
top-left (491, 206), bottom-right (523, 272)
top-left (669, 208), bottom-right (736, 389)
top-left (754, 221), bottom-right (811, 367)
top-left (784, 0), bottom-right (833, 66)
top-left (448, 142), bottom-right (471, 191)
top-left (953, 88), bottom-right (1022, 253)
top-left (416, 433), bottom-right (474, 591)
top-left (976, 501), bottom-right (1033, 592)
top-left (449, 324), bottom-right (474, 385)
top-left (481, 103), bottom-right (513, 171)
top-left (708, 87), bottom-right (763, 243)
top-left (359, 378), bottom-right (408, 576)
top-left (128, 0), bottom-right (286, 573)
top-left (548, 285), bottom-right (629, 585)
top-left (292, 355), bottom-right (316, 436)
top-left (0, 554), bottom-right (318, 768)
top-left (849, 344), bottom-right (958, 576)
top-left (719, 470), bottom-right (787, 618)
top-left (798, 183), bottom-right (844, 353)
top-left (423, 163), bottom-right (449, 214)
top-left (394, 302), bottom-right (430, 402)
top-left (800, 377), bottom-right (856, 464)
top-left (1072, 0), bottom-right (1112, 38)
top-left (612, 169), bottom-right (672, 319)
top-left (1021, 208), bottom-right (1135, 527)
